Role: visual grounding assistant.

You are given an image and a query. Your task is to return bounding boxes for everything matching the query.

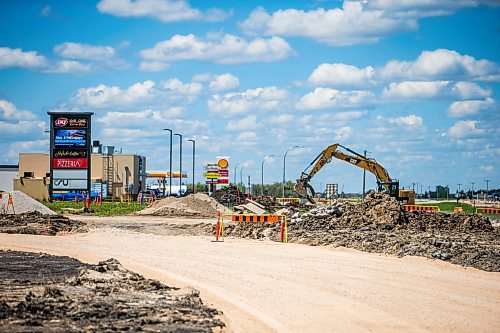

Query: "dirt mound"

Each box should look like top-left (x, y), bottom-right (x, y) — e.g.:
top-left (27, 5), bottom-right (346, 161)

top-left (0, 251), bottom-right (224, 332)
top-left (211, 185), bottom-right (243, 206)
top-left (139, 193), bottom-right (230, 218)
top-left (224, 192), bottom-right (500, 271)
top-left (0, 191), bottom-right (55, 215)
top-left (0, 212), bottom-right (86, 235)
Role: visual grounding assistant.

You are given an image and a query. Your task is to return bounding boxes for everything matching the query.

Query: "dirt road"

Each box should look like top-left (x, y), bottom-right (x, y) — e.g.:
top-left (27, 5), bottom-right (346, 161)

top-left (1, 228), bottom-right (499, 333)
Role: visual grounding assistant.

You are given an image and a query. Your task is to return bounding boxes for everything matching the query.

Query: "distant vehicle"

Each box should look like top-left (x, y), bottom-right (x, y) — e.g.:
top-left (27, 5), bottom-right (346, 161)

top-left (137, 190), bottom-right (156, 203)
top-left (149, 184), bottom-right (188, 197)
top-left (52, 191), bottom-right (98, 201)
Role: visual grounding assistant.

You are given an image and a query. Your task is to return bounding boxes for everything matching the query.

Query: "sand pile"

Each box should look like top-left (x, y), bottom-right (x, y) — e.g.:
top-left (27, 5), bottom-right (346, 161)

top-left (139, 193), bottom-right (230, 218)
top-left (0, 191), bottom-right (55, 215)
top-left (0, 251), bottom-right (224, 332)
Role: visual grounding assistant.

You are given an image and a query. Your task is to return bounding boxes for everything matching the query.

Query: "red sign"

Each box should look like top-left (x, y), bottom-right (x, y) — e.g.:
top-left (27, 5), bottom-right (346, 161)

top-left (53, 158), bottom-right (88, 169)
top-left (217, 178), bottom-right (229, 184)
top-left (218, 169), bottom-right (228, 177)
top-left (54, 117), bottom-right (68, 127)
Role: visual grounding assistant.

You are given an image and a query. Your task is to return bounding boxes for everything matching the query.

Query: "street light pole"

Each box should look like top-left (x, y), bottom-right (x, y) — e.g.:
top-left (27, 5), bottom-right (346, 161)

top-left (174, 133), bottom-right (182, 194)
top-left (187, 139), bottom-right (195, 193)
top-left (233, 161), bottom-right (242, 185)
top-left (362, 150), bottom-right (367, 201)
top-left (282, 146), bottom-right (302, 198)
top-left (261, 154), bottom-right (274, 196)
top-left (485, 180), bottom-right (491, 194)
top-left (163, 128), bottom-right (173, 197)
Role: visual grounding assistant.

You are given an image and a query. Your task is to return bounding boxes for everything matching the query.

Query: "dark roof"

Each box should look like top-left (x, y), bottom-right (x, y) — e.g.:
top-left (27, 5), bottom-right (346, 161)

top-left (47, 111), bottom-right (94, 115)
top-left (0, 165), bottom-right (19, 169)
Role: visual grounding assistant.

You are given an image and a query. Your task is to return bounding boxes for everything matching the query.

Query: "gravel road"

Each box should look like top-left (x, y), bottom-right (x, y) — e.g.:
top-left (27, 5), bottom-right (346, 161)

top-left (1, 224), bottom-right (499, 333)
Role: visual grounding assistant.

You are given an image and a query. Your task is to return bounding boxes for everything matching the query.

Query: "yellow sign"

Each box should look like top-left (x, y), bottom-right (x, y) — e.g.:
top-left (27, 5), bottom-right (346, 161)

top-left (204, 172), bottom-right (221, 179)
top-left (217, 158), bottom-right (228, 169)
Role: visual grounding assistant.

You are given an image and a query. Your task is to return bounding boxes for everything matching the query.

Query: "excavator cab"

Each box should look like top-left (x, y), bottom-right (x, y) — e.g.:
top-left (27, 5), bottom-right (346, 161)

top-left (378, 180), bottom-right (399, 198)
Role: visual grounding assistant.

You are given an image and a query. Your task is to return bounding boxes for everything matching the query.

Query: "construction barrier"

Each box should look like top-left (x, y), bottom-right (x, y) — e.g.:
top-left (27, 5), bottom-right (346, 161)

top-left (453, 207), bottom-right (463, 213)
top-left (276, 198), bottom-right (300, 204)
top-left (403, 205), bottom-right (440, 212)
top-left (215, 212), bottom-right (287, 243)
top-left (476, 208), bottom-right (500, 215)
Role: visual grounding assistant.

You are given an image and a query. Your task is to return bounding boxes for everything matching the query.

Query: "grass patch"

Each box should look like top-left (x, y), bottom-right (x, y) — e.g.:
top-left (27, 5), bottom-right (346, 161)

top-left (44, 201), bottom-right (146, 216)
top-left (414, 202), bottom-right (475, 213)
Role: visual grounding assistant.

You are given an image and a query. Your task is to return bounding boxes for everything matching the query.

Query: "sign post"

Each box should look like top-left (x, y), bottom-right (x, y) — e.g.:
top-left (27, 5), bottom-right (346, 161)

top-left (48, 111), bottom-right (93, 205)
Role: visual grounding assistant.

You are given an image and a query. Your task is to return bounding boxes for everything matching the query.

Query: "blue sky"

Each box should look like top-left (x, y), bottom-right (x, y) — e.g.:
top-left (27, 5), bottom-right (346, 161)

top-left (0, 0), bottom-right (499, 193)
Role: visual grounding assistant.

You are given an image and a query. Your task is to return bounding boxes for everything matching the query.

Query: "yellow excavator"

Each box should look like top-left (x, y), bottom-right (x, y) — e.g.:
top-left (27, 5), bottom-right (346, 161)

top-left (294, 143), bottom-right (415, 204)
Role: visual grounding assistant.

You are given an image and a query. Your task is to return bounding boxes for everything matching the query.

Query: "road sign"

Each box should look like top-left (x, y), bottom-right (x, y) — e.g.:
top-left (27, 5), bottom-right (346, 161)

top-left (204, 172), bottom-right (221, 179)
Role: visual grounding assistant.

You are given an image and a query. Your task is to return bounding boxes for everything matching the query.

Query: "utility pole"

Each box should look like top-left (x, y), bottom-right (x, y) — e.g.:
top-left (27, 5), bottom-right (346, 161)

top-left (174, 133), bottom-right (183, 193)
top-left (187, 139), bottom-right (195, 193)
top-left (485, 180), bottom-right (491, 194)
top-left (428, 185), bottom-right (431, 199)
top-left (362, 150), bottom-right (366, 202)
top-left (248, 175), bottom-right (251, 195)
top-left (163, 128), bottom-right (173, 197)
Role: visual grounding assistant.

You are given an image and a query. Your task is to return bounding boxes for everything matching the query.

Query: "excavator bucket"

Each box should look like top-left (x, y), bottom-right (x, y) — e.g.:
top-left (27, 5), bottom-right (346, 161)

top-left (294, 179), bottom-right (316, 204)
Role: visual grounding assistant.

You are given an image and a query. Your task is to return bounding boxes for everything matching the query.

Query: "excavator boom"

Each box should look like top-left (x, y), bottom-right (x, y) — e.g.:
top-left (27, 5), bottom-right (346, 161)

top-left (294, 143), bottom-right (404, 203)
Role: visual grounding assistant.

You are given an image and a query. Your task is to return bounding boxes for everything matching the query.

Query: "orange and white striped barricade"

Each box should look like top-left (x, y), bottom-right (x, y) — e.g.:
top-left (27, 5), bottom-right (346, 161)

top-left (476, 208), bottom-right (500, 215)
top-left (6, 193), bottom-right (15, 214)
top-left (276, 198), bottom-right (300, 205)
top-left (217, 213), bottom-right (288, 243)
top-left (453, 207), bottom-right (463, 213)
top-left (403, 205), bottom-right (440, 212)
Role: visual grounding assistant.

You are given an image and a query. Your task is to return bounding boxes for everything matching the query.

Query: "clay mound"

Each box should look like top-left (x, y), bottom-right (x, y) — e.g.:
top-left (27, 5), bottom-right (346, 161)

top-left (0, 191), bottom-right (55, 215)
top-left (139, 193), bottom-right (230, 218)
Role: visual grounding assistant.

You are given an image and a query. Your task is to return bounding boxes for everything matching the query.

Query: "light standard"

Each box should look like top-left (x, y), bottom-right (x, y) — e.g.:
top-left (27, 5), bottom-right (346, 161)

top-left (282, 145), bottom-right (302, 198)
top-left (187, 139), bottom-right (195, 193)
top-left (240, 162), bottom-right (248, 187)
top-left (261, 154), bottom-right (274, 196)
top-left (174, 133), bottom-right (182, 193)
top-left (163, 128), bottom-right (173, 197)
top-left (233, 161), bottom-right (242, 185)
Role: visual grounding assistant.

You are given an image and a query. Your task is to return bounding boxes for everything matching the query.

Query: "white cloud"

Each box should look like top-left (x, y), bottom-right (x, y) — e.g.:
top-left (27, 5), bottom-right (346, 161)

top-left (334, 126), bottom-right (352, 140)
top-left (72, 80), bottom-right (156, 108)
top-left (6, 139), bottom-right (49, 159)
top-left (383, 81), bottom-right (450, 99)
top-left (48, 60), bottom-right (93, 74)
top-left (267, 114), bottom-right (294, 124)
top-left (0, 99), bottom-right (38, 121)
top-left (54, 42), bottom-right (115, 61)
top-left (480, 165), bottom-right (494, 172)
top-left (447, 98), bottom-right (495, 118)
top-left (225, 115), bottom-right (259, 131)
top-left (40, 5), bottom-right (51, 17)
top-left (296, 88), bottom-right (374, 110)
top-left (209, 73), bottom-right (240, 92)
top-left (451, 82), bottom-right (492, 99)
top-left (139, 61), bottom-right (170, 72)
top-left (240, 2), bottom-right (418, 46)
top-left (448, 120), bottom-right (485, 138)
top-left (0, 47), bottom-right (47, 69)
top-left (308, 63), bottom-right (375, 87)
top-left (319, 111), bottom-right (368, 121)
top-left (71, 78), bottom-right (203, 108)
top-left (140, 33), bottom-right (294, 65)
top-left (388, 114), bottom-right (423, 127)
top-left (377, 49), bottom-right (500, 81)
top-left (97, 0), bottom-right (230, 22)
top-left (367, 0), bottom-right (490, 18)
top-left (208, 86), bottom-right (289, 117)
top-left (237, 131), bottom-right (257, 140)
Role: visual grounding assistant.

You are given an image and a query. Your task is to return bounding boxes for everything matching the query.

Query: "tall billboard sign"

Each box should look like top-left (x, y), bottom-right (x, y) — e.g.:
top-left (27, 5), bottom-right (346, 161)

top-left (48, 111), bottom-right (93, 199)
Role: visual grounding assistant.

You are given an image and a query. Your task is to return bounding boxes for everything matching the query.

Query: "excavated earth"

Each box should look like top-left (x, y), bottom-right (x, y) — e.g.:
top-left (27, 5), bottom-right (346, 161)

top-left (0, 212), bottom-right (87, 236)
top-left (222, 192), bottom-right (500, 272)
top-left (0, 250), bottom-right (224, 332)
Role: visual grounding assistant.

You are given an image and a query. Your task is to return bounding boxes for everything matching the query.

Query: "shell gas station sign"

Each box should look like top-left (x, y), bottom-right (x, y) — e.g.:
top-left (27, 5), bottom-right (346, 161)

top-left (204, 156), bottom-right (230, 190)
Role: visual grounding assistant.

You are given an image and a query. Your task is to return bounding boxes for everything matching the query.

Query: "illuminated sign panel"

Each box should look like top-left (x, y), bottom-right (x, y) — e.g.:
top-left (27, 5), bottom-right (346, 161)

top-left (48, 112), bottom-right (93, 196)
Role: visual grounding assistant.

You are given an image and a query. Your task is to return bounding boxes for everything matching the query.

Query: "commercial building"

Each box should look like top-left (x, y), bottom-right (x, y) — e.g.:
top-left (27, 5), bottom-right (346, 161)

top-left (0, 165), bottom-right (19, 192)
top-left (13, 148), bottom-right (146, 201)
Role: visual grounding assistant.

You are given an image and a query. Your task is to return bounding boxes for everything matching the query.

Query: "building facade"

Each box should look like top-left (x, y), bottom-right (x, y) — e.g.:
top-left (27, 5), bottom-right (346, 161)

top-left (14, 153), bottom-right (146, 201)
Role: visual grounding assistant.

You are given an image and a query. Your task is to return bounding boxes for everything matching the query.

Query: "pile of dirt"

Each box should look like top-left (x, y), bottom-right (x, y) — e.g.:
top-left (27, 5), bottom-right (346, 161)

top-left (253, 196), bottom-right (277, 212)
top-left (0, 251), bottom-right (224, 332)
top-left (211, 185), bottom-right (243, 206)
top-left (139, 193), bottom-right (229, 218)
top-left (0, 191), bottom-right (55, 215)
top-left (0, 212), bottom-right (86, 235)
top-left (224, 192), bottom-right (500, 271)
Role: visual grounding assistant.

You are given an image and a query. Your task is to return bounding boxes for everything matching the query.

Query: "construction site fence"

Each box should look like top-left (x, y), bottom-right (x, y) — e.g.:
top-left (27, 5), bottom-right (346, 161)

top-left (476, 208), bottom-right (500, 215)
top-left (214, 213), bottom-right (287, 243)
top-left (403, 205), bottom-right (441, 212)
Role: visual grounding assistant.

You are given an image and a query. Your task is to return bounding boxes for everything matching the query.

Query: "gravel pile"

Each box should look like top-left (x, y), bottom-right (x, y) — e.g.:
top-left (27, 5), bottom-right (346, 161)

top-left (224, 192), bottom-right (500, 271)
top-left (139, 193), bottom-right (230, 218)
top-left (0, 251), bottom-right (224, 332)
top-left (0, 191), bottom-right (55, 215)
